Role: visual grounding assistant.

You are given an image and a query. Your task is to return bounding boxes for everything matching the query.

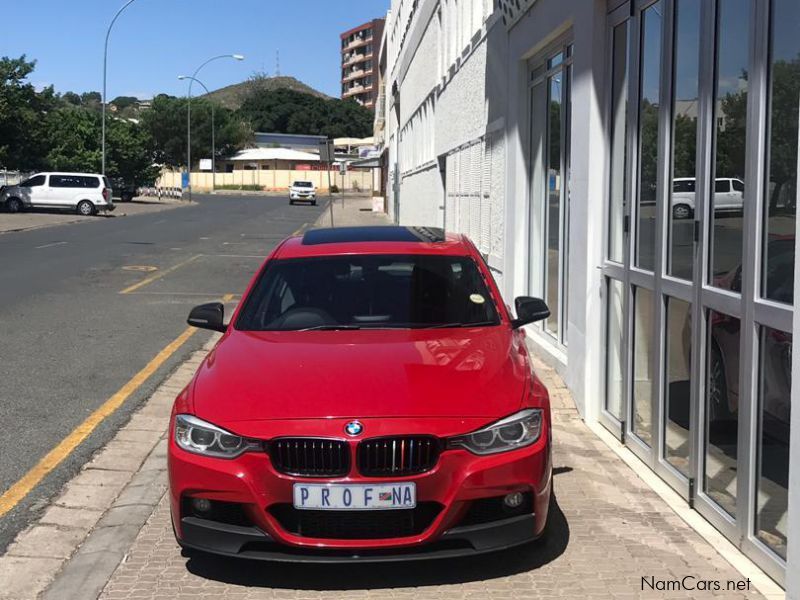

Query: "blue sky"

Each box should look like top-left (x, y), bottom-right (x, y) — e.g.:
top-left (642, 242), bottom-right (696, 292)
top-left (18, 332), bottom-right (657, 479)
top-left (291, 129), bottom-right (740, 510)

top-left (3, 0), bottom-right (388, 100)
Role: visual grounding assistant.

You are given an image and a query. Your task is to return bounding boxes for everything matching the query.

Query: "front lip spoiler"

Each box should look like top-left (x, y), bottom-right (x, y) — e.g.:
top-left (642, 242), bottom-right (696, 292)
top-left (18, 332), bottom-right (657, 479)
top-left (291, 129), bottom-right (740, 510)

top-left (178, 513), bottom-right (539, 563)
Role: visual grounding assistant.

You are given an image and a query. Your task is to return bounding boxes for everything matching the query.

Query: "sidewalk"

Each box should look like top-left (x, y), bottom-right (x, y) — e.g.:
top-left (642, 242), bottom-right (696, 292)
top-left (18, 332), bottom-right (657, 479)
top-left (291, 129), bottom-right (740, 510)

top-left (0, 197), bottom-right (192, 235)
top-left (5, 200), bottom-right (780, 599)
top-left (314, 193), bottom-right (390, 228)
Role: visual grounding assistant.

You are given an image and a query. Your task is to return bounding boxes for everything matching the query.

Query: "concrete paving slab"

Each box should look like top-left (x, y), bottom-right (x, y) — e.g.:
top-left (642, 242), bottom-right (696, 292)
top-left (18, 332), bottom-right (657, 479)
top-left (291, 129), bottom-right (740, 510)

top-left (38, 505), bottom-right (104, 530)
top-left (69, 468), bottom-right (134, 488)
top-left (6, 525), bottom-right (86, 559)
top-left (55, 482), bottom-right (127, 510)
top-left (0, 556), bottom-right (63, 600)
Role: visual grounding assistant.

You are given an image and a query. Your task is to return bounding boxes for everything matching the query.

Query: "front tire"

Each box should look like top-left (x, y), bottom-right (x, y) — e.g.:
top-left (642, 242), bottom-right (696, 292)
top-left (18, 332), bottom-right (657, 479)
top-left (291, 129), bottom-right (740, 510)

top-left (673, 204), bottom-right (692, 220)
top-left (5, 197), bottom-right (23, 213)
top-left (708, 342), bottom-right (731, 422)
top-left (77, 200), bottom-right (96, 216)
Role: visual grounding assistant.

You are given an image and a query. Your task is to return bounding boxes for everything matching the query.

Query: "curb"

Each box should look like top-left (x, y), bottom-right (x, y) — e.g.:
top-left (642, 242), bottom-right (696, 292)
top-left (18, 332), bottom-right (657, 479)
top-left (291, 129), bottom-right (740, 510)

top-left (0, 335), bottom-right (219, 600)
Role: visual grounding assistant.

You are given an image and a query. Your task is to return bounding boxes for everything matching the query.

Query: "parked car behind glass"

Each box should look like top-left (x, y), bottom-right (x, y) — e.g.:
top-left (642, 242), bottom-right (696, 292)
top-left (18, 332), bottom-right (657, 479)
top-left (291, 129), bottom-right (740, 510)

top-left (671, 177), bottom-right (745, 219)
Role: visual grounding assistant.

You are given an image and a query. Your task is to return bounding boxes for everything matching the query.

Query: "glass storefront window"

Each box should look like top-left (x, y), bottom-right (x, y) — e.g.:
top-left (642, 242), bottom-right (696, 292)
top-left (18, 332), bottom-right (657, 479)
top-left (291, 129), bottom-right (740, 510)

top-left (762, 0), bottom-right (799, 305)
top-left (605, 278), bottom-right (626, 420)
top-left (704, 310), bottom-right (741, 517)
top-left (545, 72), bottom-right (562, 337)
top-left (635, 1), bottom-right (662, 273)
top-left (755, 326), bottom-right (792, 559)
top-left (632, 286), bottom-right (654, 446)
top-left (709, 0), bottom-right (750, 290)
top-left (608, 21), bottom-right (629, 264)
top-left (667, 0), bottom-right (700, 280)
top-left (664, 297), bottom-right (692, 477)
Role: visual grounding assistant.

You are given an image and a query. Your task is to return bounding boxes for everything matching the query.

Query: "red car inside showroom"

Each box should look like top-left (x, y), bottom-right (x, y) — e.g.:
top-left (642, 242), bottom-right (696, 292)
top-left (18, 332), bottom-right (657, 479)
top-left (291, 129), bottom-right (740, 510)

top-left (168, 226), bottom-right (553, 562)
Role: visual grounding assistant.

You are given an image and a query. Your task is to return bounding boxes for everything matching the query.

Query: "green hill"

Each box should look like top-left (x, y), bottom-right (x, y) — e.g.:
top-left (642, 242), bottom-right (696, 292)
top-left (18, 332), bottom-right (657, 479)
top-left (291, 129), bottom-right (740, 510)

top-left (203, 75), bottom-right (331, 109)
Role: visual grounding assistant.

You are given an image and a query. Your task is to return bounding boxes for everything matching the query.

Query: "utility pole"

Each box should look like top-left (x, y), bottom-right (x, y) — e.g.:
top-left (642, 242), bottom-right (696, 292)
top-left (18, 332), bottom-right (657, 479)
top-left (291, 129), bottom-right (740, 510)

top-left (183, 54), bottom-right (244, 201)
top-left (102, 0), bottom-right (139, 176)
top-left (319, 139), bottom-right (334, 227)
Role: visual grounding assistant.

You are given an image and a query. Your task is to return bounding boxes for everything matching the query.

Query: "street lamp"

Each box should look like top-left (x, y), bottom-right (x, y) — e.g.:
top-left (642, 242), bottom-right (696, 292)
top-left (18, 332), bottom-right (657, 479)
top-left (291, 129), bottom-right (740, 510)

top-left (184, 54), bottom-right (244, 200)
top-left (178, 75), bottom-right (216, 192)
top-left (102, 0), bottom-right (140, 176)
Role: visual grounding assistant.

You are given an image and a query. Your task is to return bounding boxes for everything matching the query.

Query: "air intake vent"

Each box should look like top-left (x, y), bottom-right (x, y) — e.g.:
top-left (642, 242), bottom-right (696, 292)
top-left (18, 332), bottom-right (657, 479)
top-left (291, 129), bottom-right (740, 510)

top-left (269, 438), bottom-right (350, 478)
top-left (269, 502), bottom-right (442, 539)
top-left (357, 436), bottom-right (440, 477)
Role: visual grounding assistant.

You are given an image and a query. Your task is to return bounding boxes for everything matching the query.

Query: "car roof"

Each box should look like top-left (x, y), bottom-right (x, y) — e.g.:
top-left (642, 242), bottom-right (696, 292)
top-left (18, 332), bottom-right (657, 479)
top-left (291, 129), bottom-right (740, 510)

top-left (275, 226), bottom-right (474, 259)
top-left (36, 172), bottom-right (104, 177)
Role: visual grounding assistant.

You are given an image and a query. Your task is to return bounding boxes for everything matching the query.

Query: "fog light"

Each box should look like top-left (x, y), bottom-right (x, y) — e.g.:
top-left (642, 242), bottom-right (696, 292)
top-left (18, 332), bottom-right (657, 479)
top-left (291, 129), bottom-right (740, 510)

top-left (191, 498), bottom-right (212, 513)
top-left (503, 492), bottom-right (524, 508)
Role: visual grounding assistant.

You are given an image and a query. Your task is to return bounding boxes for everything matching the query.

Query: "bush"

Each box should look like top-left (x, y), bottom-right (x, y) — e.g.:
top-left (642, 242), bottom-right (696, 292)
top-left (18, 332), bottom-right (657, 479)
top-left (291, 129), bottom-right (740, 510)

top-left (330, 184), bottom-right (339, 193)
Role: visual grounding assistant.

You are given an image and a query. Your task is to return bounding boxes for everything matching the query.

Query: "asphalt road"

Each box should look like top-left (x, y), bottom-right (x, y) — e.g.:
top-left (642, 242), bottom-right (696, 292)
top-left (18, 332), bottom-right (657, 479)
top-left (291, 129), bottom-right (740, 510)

top-left (0, 193), bottom-right (326, 551)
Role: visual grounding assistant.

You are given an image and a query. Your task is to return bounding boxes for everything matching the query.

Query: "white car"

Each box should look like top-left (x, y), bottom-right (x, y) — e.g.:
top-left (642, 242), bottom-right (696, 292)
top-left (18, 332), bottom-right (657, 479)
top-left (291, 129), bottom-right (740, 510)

top-left (1, 172), bottom-right (115, 216)
top-left (671, 177), bottom-right (744, 219)
top-left (289, 181), bottom-right (317, 205)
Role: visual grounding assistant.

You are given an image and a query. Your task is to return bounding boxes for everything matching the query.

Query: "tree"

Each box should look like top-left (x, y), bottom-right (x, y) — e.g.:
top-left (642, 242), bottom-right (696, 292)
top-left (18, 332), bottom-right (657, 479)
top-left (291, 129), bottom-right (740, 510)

top-left (61, 91), bottom-right (82, 106)
top-left (0, 55), bottom-right (56, 170)
top-left (764, 58), bottom-right (800, 213)
top-left (80, 91), bottom-right (102, 111)
top-left (237, 87), bottom-right (374, 138)
top-left (41, 107), bottom-right (158, 185)
top-left (140, 94), bottom-right (251, 169)
top-left (42, 107), bottom-right (102, 172)
top-left (110, 95), bottom-right (139, 111)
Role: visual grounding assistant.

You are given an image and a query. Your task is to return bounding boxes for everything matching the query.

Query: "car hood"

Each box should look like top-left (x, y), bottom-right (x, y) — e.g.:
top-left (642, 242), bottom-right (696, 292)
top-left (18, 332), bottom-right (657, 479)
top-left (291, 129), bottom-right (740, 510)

top-left (190, 327), bottom-right (530, 425)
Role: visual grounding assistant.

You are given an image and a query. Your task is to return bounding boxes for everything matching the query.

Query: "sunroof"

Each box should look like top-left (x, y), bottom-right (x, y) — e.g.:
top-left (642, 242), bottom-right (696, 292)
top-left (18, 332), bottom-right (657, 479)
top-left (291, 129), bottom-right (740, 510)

top-left (301, 226), bottom-right (446, 245)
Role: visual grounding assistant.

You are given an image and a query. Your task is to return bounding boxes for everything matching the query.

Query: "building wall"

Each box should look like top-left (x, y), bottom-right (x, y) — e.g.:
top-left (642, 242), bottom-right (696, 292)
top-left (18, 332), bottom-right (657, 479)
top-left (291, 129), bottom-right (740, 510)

top-left (504, 0), bottom-right (607, 416)
top-left (387, 0), bottom-right (506, 282)
top-left (157, 169), bottom-right (372, 193)
top-left (341, 19), bottom-right (385, 109)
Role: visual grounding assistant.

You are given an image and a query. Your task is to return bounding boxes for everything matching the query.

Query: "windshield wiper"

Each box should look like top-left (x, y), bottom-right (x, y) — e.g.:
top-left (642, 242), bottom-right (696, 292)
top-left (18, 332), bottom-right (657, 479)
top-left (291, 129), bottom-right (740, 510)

top-left (296, 324), bottom-right (363, 331)
top-left (420, 321), bottom-right (498, 329)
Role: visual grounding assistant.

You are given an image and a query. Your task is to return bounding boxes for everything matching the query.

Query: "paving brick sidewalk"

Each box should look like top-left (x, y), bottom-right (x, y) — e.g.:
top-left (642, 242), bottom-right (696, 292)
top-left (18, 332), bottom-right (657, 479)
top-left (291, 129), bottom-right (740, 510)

top-left (97, 352), bottom-right (764, 600)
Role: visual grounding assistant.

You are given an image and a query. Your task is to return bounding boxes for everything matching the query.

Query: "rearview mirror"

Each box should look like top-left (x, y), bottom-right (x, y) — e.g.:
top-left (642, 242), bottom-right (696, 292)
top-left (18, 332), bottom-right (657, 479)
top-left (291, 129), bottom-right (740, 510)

top-left (187, 302), bottom-right (227, 333)
top-left (511, 297), bottom-right (550, 329)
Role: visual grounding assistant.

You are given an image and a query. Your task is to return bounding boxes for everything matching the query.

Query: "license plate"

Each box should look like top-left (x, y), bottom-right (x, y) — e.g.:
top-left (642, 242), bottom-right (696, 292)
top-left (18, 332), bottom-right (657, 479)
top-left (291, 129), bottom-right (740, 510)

top-left (292, 482), bottom-right (416, 510)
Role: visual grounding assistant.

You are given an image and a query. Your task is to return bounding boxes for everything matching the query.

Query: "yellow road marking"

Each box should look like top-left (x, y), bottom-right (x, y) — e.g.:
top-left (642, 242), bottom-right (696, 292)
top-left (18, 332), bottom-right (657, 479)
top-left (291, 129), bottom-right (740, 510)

top-left (122, 265), bottom-right (158, 272)
top-left (119, 254), bottom-right (202, 294)
top-left (0, 326), bottom-right (198, 519)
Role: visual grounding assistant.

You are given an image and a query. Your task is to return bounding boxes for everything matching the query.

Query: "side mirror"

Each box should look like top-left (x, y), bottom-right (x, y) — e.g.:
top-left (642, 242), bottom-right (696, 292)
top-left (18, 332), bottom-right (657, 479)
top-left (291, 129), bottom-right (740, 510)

top-left (187, 302), bottom-right (227, 333)
top-left (511, 297), bottom-right (550, 329)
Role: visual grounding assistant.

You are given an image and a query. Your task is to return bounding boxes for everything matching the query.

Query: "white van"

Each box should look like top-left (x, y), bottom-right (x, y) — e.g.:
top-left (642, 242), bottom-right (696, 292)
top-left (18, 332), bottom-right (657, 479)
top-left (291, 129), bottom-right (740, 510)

top-left (1, 172), bottom-right (115, 216)
top-left (671, 177), bottom-right (744, 219)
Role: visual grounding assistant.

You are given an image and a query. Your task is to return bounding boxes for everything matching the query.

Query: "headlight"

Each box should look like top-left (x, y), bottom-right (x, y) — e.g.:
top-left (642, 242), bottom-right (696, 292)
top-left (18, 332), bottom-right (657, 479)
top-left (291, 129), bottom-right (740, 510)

top-left (447, 409), bottom-right (543, 455)
top-left (174, 414), bottom-right (261, 459)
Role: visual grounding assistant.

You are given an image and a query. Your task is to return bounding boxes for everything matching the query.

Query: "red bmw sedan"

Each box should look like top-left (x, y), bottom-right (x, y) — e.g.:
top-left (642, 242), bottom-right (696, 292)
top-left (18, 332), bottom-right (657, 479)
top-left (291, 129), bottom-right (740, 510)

top-left (169, 226), bottom-right (553, 562)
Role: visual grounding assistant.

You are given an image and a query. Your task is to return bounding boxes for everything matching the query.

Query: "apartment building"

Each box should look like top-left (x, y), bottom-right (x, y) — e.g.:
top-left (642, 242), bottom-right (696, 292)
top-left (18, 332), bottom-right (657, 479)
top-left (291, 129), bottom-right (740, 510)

top-left (382, 0), bottom-right (799, 593)
top-left (340, 18), bottom-right (385, 110)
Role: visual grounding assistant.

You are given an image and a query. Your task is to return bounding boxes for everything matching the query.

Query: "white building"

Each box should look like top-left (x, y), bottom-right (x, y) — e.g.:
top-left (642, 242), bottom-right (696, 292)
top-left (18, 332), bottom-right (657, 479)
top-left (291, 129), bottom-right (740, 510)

top-left (382, 0), bottom-right (799, 594)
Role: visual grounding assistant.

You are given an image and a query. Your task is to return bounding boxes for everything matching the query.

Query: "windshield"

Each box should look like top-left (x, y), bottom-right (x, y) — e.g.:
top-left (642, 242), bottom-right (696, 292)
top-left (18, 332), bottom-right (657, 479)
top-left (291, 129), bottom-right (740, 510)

top-left (293, 181), bottom-right (313, 188)
top-left (236, 254), bottom-right (501, 331)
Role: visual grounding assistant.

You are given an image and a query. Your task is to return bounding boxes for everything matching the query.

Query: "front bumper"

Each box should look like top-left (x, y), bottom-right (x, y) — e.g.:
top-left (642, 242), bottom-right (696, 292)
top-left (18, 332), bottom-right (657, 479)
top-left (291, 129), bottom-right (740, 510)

top-left (178, 512), bottom-right (540, 563)
top-left (290, 192), bottom-right (315, 200)
top-left (169, 418), bottom-right (552, 561)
